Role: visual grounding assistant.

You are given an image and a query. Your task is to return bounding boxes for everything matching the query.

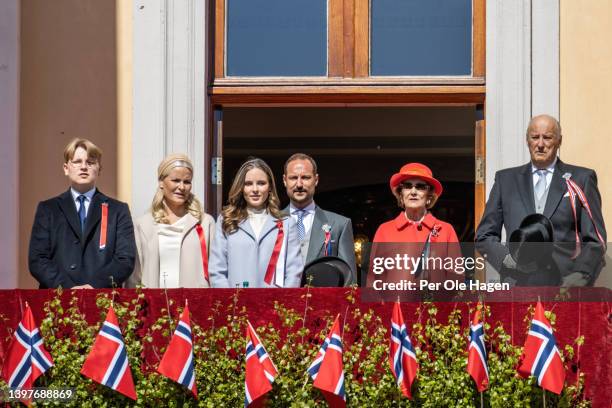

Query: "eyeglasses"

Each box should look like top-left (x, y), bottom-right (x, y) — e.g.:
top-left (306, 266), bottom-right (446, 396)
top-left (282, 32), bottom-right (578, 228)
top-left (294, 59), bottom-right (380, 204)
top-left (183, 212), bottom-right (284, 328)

top-left (400, 182), bottom-right (430, 191)
top-left (68, 159), bottom-right (98, 168)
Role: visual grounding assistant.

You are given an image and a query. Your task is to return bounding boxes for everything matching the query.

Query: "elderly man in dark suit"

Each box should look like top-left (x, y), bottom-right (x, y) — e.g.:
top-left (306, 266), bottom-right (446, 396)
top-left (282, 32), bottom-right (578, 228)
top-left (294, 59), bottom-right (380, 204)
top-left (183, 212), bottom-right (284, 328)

top-left (476, 114), bottom-right (606, 286)
top-left (28, 138), bottom-right (136, 289)
top-left (283, 153), bottom-right (357, 285)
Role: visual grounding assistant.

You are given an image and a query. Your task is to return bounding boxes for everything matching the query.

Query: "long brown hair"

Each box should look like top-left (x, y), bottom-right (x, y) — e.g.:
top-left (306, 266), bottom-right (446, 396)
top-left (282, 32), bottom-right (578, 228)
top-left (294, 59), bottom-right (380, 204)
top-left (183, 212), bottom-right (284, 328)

top-left (221, 158), bottom-right (283, 234)
top-left (151, 154), bottom-right (203, 224)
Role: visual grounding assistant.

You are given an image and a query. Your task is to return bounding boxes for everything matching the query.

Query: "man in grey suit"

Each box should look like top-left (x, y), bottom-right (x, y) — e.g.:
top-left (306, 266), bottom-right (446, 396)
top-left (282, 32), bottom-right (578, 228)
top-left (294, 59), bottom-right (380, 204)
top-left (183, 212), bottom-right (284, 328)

top-left (283, 153), bottom-right (357, 285)
top-left (476, 115), bottom-right (606, 286)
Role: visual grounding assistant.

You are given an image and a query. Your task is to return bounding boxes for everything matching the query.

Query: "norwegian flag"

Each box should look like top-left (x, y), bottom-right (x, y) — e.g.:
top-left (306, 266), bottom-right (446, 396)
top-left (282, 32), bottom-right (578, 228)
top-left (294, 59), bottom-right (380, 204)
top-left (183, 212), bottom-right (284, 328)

top-left (307, 315), bottom-right (346, 408)
top-left (158, 303), bottom-right (197, 397)
top-left (80, 306), bottom-right (137, 400)
top-left (244, 320), bottom-right (278, 407)
top-left (466, 306), bottom-right (489, 392)
top-left (389, 302), bottom-right (418, 398)
top-left (1, 303), bottom-right (54, 405)
top-left (517, 302), bottom-right (566, 394)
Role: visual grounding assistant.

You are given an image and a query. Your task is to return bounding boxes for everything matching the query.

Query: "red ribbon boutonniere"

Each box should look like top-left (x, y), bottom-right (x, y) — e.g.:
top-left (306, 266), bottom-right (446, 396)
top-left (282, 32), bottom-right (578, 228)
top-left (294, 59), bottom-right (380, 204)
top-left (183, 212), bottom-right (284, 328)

top-left (99, 203), bottom-right (108, 250)
top-left (322, 224), bottom-right (332, 256)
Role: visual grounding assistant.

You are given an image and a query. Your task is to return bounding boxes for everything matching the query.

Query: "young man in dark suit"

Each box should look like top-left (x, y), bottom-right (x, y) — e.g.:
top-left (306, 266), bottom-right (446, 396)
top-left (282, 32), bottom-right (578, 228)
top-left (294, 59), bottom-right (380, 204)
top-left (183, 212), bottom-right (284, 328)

top-left (283, 153), bottom-right (357, 285)
top-left (476, 115), bottom-right (606, 286)
top-left (28, 138), bottom-right (136, 289)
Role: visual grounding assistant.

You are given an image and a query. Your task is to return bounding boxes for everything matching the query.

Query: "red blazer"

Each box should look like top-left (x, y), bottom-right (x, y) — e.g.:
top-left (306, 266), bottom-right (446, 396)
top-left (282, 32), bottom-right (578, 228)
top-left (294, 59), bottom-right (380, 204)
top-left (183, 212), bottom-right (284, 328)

top-left (370, 212), bottom-right (462, 284)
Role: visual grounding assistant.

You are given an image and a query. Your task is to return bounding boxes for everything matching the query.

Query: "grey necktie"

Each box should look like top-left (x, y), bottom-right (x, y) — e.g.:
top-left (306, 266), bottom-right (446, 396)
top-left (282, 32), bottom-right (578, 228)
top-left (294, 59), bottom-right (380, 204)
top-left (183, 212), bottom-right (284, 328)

top-left (296, 210), bottom-right (306, 241)
top-left (534, 169), bottom-right (547, 201)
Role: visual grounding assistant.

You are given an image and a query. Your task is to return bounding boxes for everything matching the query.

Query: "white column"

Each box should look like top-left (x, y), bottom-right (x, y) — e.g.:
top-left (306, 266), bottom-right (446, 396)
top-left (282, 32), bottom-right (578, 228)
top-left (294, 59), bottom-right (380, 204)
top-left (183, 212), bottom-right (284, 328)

top-left (485, 0), bottom-right (559, 281)
top-left (132, 0), bottom-right (207, 218)
top-left (0, 0), bottom-right (19, 288)
top-left (486, 0), bottom-right (560, 188)
top-left (532, 0), bottom-right (560, 119)
top-left (486, 0), bottom-right (533, 186)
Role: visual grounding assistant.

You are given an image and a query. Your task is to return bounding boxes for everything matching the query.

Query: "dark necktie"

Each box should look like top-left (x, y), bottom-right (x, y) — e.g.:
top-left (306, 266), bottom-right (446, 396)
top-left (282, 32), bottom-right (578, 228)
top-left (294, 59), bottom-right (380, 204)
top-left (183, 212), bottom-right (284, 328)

top-left (77, 195), bottom-right (87, 232)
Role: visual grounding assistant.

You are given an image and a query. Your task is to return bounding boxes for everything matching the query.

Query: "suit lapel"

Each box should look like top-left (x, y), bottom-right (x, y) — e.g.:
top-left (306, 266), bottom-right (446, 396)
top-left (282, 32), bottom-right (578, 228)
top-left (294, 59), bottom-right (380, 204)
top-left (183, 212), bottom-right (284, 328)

top-left (58, 189), bottom-right (82, 238)
top-left (306, 207), bottom-right (328, 263)
top-left (516, 164), bottom-right (536, 213)
top-left (543, 160), bottom-right (567, 218)
top-left (83, 190), bottom-right (103, 243)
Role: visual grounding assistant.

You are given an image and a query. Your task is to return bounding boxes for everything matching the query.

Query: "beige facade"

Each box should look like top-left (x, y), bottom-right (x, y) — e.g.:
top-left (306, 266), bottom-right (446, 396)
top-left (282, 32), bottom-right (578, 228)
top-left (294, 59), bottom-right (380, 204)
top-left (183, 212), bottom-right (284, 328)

top-left (19, 0), bottom-right (118, 288)
top-left (9, 1), bottom-right (612, 287)
top-left (560, 0), bottom-right (612, 229)
top-left (560, 0), bottom-right (612, 287)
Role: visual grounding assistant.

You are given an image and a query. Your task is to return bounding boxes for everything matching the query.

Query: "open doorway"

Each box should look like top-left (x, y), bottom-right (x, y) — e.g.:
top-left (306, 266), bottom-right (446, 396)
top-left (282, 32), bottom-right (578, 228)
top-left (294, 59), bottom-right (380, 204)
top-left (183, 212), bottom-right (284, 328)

top-left (219, 106), bottom-right (476, 243)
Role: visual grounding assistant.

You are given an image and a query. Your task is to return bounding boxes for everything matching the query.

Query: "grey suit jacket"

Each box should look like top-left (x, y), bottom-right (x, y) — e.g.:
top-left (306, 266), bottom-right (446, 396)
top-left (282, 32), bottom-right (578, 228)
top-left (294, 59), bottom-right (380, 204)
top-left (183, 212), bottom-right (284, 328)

top-left (286, 205), bottom-right (357, 285)
top-left (476, 160), bottom-right (606, 283)
top-left (209, 213), bottom-right (304, 288)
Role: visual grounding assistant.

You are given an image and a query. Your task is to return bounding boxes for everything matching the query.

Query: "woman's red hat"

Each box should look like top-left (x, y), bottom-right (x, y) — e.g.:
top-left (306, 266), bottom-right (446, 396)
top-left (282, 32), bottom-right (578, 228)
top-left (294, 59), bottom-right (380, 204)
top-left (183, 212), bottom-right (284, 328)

top-left (389, 162), bottom-right (443, 197)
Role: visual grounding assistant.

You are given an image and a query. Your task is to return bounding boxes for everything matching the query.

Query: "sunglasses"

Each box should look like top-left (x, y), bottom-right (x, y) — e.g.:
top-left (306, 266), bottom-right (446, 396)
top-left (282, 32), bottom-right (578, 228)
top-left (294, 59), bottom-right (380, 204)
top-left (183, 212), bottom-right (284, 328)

top-left (400, 182), bottom-right (430, 191)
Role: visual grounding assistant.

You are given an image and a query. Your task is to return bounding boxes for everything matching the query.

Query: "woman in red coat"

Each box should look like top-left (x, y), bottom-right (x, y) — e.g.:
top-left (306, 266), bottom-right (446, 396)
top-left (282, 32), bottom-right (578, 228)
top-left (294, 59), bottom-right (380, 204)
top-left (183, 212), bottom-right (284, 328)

top-left (371, 163), bottom-right (463, 285)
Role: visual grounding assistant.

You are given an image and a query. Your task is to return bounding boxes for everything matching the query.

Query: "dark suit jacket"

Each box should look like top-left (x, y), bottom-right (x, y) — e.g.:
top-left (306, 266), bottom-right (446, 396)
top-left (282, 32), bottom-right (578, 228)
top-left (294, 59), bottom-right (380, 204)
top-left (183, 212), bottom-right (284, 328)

top-left (28, 189), bottom-right (136, 288)
top-left (285, 206), bottom-right (357, 285)
top-left (476, 160), bottom-right (606, 283)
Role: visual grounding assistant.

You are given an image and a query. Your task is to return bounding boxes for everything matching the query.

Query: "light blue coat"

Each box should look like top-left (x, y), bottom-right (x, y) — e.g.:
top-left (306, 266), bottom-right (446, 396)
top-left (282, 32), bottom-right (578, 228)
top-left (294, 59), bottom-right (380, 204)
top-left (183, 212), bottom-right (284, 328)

top-left (209, 214), bottom-right (304, 288)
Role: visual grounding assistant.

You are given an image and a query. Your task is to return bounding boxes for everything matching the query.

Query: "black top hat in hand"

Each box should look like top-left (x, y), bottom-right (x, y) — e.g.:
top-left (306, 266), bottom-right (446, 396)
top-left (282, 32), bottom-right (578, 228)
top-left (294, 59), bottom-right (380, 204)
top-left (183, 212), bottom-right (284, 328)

top-left (301, 256), bottom-right (353, 287)
top-left (507, 214), bottom-right (560, 286)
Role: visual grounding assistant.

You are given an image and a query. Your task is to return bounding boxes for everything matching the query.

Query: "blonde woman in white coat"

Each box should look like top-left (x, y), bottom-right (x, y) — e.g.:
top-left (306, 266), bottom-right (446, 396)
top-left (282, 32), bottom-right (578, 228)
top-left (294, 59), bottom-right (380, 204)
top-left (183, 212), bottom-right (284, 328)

top-left (127, 154), bottom-right (215, 288)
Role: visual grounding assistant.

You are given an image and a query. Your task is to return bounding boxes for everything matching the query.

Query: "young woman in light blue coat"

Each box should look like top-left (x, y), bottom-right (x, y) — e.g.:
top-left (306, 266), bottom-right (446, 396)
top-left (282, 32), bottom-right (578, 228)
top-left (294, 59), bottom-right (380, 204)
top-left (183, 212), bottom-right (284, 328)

top-left (209, 158), bottom-right (303, 288)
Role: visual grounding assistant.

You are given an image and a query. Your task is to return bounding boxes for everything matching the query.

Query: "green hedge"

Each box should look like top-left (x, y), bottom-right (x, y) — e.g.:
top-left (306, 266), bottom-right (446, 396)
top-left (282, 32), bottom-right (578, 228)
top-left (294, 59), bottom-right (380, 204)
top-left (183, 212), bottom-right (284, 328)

top-left (0, 288), bottom-right (590, 407)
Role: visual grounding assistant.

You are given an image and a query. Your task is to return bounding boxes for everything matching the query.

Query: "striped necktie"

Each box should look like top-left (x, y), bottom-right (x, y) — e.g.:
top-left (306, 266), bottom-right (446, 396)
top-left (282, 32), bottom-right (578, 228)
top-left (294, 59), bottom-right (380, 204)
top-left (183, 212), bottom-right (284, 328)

top-left (296, 209), bottom-right (306, 241)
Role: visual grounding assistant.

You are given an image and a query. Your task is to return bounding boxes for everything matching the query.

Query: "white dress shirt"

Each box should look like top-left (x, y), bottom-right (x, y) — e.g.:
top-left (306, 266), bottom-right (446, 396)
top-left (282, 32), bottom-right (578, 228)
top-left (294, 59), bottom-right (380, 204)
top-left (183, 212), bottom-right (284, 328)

top-left (70, 187), bottom-right (96, 216)
top-left (289, 201), bottom-right (316, 236)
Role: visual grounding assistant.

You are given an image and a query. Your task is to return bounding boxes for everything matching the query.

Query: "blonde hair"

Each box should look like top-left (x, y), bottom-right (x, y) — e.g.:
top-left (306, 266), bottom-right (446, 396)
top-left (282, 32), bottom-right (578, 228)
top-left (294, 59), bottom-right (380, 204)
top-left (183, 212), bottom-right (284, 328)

top-left (222, 158), bottom-right (283, 234)
top-left (151, 154), bottom-right (203, 224)
top-left (63, 138), bottom-right (102, 168)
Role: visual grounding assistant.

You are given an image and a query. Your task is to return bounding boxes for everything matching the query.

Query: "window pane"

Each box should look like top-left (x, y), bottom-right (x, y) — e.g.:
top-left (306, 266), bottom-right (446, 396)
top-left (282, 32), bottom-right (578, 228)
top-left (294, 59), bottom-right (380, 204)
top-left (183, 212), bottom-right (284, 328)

top-left (226, 0), bottom-right (327, 76)
top-left (371, 0), bottom-right (472, 76)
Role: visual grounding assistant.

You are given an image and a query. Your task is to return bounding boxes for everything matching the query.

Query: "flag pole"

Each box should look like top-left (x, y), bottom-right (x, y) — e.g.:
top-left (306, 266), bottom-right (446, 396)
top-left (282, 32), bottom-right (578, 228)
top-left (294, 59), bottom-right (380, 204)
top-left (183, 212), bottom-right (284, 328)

top-left (542, 389), bottom-right (546, 408)
top-left (301, 282), bottom-right (312, 344)
top-left (480, 391), bottom-right (484, 408)
top-left (162, 273), bottom-right (173, 321)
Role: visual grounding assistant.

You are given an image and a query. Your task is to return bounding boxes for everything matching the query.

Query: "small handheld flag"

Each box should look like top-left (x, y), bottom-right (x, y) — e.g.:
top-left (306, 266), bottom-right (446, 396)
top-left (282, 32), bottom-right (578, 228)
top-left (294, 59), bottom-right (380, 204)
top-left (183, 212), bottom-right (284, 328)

top-left (80, 306), bottom-right (137, 400)
top-left (157, 302), bottom-right (197, 397)
top-left (1, 303), bottom-right (54, 406)
top-left (307, 315), bottom-right (346, 408)
top-left (517, 302), bottom-right (566, 394)
top-left (389, 301), bottom-right (418, 398)
top-left (467, 306), bottom-right (489, 392)
top-left (244, 320), bottom-right (278, 407)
